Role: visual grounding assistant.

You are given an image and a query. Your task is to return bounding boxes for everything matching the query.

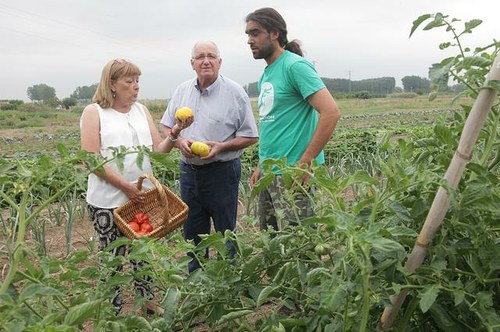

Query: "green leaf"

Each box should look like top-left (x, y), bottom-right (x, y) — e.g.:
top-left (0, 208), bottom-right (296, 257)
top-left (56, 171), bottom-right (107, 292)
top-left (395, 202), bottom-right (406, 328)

top-left (19, 284), bottom-right (64, 301)
top-left (250, 172), bottom-right (275, 200)
top-left (242, 255), bottom-right (263, 276)
top-left (429, 303), bottom-right (459, 330)
top-left (306, 267), bottom-right (330, 285)
top-left (64, 300), bottom-right (102, 326)
top-left (454, 290), bottom-right (465, 306)
top-left (423, 13), bottom-right (446, 31)
top-left (386, 226), bottom-right (418, 237)
top-left (162, 287), bottom-right (180, 326)
top-left (122, 315), bottom-right (151, 330)
top-left (56, 143), bottom-right (70, 157)
top-left (463, 19), bottom-right (482, 33)
top-left (320, 283), bottom-right (348, 312)
top-left (197, 232), bottom-right (227, 255)
top-left (216, 309), bottom-right (254, 325)
top-left (429, 60), bottom-right (453, 85)
top-left (476, 291), bottom-right (493, 308)
top-left (368, 236), bottom-right (404, 254)
top-left (439, 42), bottom-right (451, 50)
top-left (460, 56), bottom-right (491, 68)
top-left (419, 285), bottom-right (439, 313)
top-left (343, 170), bottom-right (379, 187)
top-left (409, 14), bottom-right (432, 37)
top-left (433, 124), bottom-right (454, 146)
top-left (136, 150), bottom-right (145, 170)
top-left (257, 286), bottom-right (278, 306)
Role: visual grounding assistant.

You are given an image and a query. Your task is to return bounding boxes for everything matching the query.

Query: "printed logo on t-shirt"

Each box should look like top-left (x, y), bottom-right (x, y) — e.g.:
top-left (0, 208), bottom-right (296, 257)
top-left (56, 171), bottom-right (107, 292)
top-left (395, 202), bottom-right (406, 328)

top-left (258, 82), bottom-right (274, 123)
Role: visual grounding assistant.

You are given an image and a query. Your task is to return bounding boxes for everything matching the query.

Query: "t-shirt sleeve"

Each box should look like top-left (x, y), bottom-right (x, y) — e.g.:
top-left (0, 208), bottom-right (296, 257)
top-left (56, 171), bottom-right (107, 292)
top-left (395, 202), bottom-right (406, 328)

top-left (289, 60), bottom-right (325, 99)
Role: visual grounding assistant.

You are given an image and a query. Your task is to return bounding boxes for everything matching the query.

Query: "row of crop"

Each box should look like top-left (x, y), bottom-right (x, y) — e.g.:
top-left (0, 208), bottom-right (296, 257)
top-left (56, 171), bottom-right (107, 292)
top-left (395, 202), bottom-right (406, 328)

top-left (1, 114), bottom-right (498, 330)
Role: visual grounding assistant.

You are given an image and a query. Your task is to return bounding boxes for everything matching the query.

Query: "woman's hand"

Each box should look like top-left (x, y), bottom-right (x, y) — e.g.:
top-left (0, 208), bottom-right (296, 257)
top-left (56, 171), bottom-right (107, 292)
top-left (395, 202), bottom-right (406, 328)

top-left (171, 116), bottom-right (194, 136)
top-left (122, 182), bottom-right (145, 204)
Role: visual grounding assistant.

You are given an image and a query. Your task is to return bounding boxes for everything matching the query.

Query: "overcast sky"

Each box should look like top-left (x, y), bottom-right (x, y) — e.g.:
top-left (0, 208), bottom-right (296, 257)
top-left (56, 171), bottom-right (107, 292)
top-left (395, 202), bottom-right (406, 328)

top-left (1, 0), bottom-right (498, 101)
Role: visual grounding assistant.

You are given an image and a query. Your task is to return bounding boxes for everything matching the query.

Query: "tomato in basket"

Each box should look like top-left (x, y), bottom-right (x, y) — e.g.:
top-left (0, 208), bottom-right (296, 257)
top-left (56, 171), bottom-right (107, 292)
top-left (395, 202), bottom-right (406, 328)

top-left (128, 221), bottom-right (140, 232)
top-left (141, 222), bottom-right (154, 233)
top-left (133, 212), bottom-right (149, 225)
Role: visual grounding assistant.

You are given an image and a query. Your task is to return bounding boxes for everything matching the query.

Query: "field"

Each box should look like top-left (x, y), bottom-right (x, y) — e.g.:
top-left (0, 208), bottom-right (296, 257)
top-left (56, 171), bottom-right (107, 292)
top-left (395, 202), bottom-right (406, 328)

top-left (1, 92), bottom-right (499, 331)
top-left (0, 94), bottom-right (461, 157)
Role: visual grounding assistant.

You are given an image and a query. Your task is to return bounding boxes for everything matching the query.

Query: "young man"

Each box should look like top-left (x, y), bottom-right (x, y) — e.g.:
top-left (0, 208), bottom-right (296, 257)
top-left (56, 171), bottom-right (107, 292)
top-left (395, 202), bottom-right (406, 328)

top-left (160, 41), bottom-right (259, 272)
top-left (246, 7), bottom-right (341, 231)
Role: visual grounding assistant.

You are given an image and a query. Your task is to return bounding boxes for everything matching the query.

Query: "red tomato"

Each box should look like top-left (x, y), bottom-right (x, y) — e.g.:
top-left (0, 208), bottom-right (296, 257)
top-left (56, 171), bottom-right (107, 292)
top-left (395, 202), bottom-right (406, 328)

top-left (141, 222), bottom-right (153, 233)
top-left (133, 212), bottom-right (149, 224)
top-left (128, 221), bottom-right (140, 232)
top-left (136, 229), bottom-right (148, 236)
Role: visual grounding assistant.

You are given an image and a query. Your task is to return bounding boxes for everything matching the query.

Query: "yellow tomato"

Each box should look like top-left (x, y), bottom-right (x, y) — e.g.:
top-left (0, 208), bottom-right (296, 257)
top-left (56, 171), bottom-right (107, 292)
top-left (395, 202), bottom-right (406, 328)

top-left (190, 141), bottom-right (210, 157)
top-left (175, 107), bottom-right (193, 121)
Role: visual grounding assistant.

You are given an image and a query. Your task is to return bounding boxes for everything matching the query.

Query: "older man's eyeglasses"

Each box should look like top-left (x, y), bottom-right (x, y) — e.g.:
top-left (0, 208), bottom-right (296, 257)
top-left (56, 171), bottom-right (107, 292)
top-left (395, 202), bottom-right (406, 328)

top-left (193, 53), bottom-right (219, 61)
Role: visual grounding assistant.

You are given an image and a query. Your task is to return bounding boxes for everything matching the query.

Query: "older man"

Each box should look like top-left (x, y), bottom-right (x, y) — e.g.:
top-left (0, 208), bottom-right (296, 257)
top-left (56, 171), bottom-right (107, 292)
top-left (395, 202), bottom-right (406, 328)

top-left (161, 41), bottom-right (259, 272)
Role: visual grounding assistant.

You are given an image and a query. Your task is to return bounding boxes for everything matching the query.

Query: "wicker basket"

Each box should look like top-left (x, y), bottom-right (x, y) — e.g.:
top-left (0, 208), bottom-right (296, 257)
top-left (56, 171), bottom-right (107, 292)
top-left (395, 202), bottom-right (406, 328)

top-left (114, 173), bottom-right (188, 239)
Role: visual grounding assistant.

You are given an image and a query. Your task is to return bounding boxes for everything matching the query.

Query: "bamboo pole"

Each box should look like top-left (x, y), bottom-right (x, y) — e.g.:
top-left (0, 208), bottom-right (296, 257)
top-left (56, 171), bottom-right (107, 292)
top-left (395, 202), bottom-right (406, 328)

top-left (379, 54), bottom-right (500, 330)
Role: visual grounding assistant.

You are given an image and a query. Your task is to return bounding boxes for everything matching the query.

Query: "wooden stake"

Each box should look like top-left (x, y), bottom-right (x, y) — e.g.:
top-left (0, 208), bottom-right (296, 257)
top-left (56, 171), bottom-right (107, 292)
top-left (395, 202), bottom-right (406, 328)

top-left (379, 54), bottom-right (500, 330)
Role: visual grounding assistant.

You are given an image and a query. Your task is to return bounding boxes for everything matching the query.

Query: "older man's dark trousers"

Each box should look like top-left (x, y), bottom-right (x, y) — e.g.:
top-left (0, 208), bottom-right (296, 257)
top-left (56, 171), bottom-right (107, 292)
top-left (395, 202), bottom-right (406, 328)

top-left (180, 158), bottom-right (241, 272)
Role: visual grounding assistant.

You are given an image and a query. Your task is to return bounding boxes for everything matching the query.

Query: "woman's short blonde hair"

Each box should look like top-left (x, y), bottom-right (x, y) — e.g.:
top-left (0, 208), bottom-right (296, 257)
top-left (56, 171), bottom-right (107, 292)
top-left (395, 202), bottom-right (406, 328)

top-left (92, 59), bottom-right (141, 108)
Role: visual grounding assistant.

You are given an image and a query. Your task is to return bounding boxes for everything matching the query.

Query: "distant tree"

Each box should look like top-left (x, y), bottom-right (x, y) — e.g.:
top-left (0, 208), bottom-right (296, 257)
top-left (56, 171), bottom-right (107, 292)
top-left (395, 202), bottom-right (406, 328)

top-left (401, 75), bottom-right (431, 93)
top-left (322, 78), bottom-right (350, 93)
top-left (353, 77), bottom-right (395, 94)
top-left (27, 83), bottom-right (56, 103)
top-left (45, 96), bottom-right (60, 108)
top-left (62, 97), bottom-right (77, 109)
top-left (70, 83), bottom-right (98, 101)
top-left (244, 82), bottom-right (259, 98)
top-left (321, 77), bottom-right (395, 94)
top-left (247, 76), bottom-right (397, 97)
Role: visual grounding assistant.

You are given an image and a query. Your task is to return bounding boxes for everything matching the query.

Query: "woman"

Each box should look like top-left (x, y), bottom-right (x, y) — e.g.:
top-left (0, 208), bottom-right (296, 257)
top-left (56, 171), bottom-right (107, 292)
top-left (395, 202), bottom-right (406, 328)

top-left (80, 58), bottom-right (191, 314)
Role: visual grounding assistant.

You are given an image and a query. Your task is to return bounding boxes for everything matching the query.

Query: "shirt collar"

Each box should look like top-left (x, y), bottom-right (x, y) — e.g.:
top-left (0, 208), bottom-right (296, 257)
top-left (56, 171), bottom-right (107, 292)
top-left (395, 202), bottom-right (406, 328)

top-left (194, 75), bottom-right (221, 95)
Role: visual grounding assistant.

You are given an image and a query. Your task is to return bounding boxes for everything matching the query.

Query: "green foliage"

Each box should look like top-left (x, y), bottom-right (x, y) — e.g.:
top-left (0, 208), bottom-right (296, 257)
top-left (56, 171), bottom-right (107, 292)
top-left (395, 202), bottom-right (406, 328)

top-left (387, 92), bottom-right (419, 98)
top-left (323, 77), bottom-right (396, 95)
top-left (26, 83), bottom-right (56, 103)
top-left (70, 83), bottom-right (98, 101)
top-left (143, 100), bottom-right (168, 114)
top-left (247, 77), bottom-right (397, 98)
top-left (0, 100), bottom-right (24, 111)
top-left (401, 75), bottom-right (431, 94)
top-left (15, 103), bottom-right (55, 113)
top-left (410, 12), bottom-right (500, 100)
top-left (61, 97), bottom-right (78, 109)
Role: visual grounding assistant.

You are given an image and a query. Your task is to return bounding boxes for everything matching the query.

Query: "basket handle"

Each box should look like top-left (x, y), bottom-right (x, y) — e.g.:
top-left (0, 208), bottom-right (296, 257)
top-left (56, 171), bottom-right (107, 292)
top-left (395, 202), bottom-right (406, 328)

top-left (137, 173), bottom-right (170, 224)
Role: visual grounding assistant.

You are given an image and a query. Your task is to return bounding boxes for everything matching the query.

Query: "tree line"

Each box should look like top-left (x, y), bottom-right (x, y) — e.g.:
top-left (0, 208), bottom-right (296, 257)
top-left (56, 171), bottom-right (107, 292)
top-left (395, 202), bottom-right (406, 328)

top-left (16, 73), bottom-right (462, 110)
top-left (244, 75), bottom-right (440, 98)
top-left (24, 83), bottom-right (98, 109)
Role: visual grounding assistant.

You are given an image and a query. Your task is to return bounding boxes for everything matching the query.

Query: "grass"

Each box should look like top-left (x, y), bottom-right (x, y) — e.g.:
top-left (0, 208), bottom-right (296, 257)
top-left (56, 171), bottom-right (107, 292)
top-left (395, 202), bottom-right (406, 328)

top-left (0, 93), bottom-right (465, 157)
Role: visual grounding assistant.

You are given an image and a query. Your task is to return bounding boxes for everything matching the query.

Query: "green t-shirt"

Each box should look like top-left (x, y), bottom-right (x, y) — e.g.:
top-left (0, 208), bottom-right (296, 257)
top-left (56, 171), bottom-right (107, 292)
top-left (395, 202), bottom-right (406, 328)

top-left (257, 51), bottom-right (326, 170)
